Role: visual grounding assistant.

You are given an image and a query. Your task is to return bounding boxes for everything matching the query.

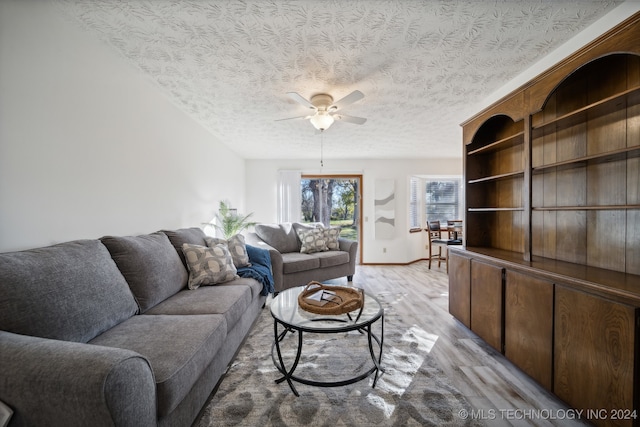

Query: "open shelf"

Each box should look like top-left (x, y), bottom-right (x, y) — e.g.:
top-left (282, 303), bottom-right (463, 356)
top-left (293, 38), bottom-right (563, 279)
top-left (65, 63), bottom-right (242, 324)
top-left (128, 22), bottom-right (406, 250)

top-left (532, 145), bottom-right (640, 172)
top-left (468, 131), bottom-right (525, 155)
top-left (533, 205), bottom-right (640, 211)
top-left (468, 170), bottom-right (525, 184)
top-left (531, 85), bottom-right (640, 138)
top-left (468, 207), bottom-right (525, 212)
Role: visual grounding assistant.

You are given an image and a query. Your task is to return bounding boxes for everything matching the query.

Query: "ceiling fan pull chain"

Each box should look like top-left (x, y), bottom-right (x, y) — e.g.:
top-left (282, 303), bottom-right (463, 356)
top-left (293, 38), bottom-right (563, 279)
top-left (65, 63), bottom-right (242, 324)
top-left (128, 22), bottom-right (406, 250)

top-left (320, 132), bottom-right (324, 168)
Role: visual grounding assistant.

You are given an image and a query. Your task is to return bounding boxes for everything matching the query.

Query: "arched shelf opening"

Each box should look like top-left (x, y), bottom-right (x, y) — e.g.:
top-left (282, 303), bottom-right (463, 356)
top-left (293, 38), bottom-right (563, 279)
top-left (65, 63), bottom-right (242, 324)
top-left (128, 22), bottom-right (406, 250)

top-left (467, 114), bottom-right (523, 155)
top-left (537, 52), bottom-right (640, 113)
top-left (465, 113), bottom-right (526, 254)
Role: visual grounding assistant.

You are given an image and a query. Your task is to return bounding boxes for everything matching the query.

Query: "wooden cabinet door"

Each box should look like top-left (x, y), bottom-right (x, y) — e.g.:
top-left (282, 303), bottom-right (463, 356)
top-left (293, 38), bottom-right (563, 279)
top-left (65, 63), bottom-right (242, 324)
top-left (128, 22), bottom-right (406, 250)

top-left (555, 286), bottom-right (637, 427)
top-left (505, 270), bottom-right (553, 390)
top-left (470, 260), bottom-right (504, 352)
top-left (448, 251), bottom-right (471, 328)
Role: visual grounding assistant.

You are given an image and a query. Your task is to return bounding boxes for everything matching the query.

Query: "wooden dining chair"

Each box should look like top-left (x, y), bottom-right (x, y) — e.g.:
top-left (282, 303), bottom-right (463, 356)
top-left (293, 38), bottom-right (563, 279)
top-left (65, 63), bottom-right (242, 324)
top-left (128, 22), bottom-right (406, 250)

top-left (427, 220), bottom-right (445, 269)
top-left (446, 220), bottom-right (463, 241)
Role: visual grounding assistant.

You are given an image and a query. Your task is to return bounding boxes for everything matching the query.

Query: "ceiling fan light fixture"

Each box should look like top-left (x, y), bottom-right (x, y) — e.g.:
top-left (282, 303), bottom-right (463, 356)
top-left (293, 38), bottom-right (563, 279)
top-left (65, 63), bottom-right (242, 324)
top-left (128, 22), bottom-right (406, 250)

top-left (280, 90), bottom-right (365, 131)
top-left (309, 112), bottom-right (334, 131)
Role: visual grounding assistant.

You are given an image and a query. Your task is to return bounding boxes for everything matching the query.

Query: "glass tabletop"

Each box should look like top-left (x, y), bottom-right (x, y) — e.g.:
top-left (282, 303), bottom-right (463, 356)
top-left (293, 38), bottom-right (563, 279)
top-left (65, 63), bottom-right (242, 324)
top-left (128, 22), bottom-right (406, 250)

top-left (270, 285), bottom-right (383, 332)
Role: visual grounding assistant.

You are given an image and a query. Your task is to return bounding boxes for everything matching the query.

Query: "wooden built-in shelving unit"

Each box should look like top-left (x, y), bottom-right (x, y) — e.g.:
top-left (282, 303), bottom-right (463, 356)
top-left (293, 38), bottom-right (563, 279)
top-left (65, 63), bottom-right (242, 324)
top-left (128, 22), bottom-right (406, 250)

top-left (449, 13), bottom-right (640, 427)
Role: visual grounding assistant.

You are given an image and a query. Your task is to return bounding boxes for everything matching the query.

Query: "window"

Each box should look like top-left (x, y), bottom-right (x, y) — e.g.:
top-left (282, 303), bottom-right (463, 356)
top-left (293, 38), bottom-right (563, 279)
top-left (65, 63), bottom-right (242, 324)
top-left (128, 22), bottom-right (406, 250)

top-left (300, 176), bottom-right (360, 242)
top-left (425, 178), bottom-right (461, 224)
top-left (409, 176), bottom-right (462, 230)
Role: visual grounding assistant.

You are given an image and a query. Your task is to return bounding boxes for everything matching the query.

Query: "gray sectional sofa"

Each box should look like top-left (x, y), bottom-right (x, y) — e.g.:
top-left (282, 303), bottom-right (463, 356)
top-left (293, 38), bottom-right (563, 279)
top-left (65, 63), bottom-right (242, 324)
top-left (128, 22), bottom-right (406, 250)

top-left (0, 227), bottom-right (268, 427)
top-left (246, 222), bottom-right (358, 293)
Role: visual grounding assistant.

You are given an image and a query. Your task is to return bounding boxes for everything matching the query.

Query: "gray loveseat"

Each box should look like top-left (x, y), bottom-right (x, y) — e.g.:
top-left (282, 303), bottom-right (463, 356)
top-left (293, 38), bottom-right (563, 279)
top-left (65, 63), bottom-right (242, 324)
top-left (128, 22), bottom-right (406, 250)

top-left (0, 227), bottom-right (268, 427)
top-left (246, 222), bottom-right (357, 293)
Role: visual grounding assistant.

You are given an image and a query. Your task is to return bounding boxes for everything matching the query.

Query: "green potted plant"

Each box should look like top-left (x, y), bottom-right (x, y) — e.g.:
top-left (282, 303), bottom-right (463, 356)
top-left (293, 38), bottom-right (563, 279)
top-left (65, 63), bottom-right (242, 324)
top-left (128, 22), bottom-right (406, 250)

top-left (211, 200), bottom-right (256, 239)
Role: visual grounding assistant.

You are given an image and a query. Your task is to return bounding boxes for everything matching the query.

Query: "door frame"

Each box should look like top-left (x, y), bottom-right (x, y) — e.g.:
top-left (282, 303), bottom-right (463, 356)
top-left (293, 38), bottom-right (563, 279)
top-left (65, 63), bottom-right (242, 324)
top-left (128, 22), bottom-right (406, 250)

top-left (301, 174), bottom-right (363, 265)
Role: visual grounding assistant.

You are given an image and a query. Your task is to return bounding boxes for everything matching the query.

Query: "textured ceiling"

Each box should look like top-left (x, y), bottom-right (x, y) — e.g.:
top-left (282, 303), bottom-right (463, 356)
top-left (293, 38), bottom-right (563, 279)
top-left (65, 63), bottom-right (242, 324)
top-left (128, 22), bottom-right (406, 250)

top-left (54, 0), bottom-right (623, 160)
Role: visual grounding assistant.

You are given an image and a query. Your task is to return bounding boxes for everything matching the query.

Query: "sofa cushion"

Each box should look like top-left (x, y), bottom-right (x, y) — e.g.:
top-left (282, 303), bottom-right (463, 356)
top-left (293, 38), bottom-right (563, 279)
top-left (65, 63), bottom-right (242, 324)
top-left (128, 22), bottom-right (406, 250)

top-left (296, 227), bottom-right (328, 254)
top-left (144, 284), bottom-right (251, 333)
top-left (255, 223), bottom-right (299, 253)
top-left (0, 240), bottom-right (138, 343)
top-left (222, 276), bottom-right (264, 300)
top-left (161, 227), bottom-right (208, 268)
top-left (89, 314), bottom-right (226, 418)
top-left (314, 250), bottom-right (350, 268)
top-left (205, 234), bottom-right (250, 268)
top-left (182, 243), bottom-right (239, 289)
top-left (281, 252), bottom-right (321, 274)
top-left (101, 233), bottom-right (188, 313)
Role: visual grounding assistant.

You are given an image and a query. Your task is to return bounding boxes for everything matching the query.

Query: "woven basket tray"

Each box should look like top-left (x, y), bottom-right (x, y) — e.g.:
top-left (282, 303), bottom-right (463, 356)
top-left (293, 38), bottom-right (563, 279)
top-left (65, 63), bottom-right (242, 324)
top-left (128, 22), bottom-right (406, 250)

top-left (298, 281), bottom-right (364, 315)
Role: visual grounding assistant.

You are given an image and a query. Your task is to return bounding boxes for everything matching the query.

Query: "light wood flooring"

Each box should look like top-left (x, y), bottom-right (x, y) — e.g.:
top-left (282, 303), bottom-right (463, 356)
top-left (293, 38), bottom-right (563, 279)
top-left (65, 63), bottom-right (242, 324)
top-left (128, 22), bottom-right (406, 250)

top-left (327, 261), bottom-right (591, 427)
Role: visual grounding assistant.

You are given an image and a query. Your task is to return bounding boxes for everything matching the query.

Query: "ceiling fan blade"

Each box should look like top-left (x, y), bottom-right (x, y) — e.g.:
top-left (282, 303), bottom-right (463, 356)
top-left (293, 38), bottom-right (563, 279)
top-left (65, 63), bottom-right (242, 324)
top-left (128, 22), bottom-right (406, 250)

top-left (286, 92), bottom-right (316, 110)
top-left (331, 90), bottom-right (364, 110)
top-left (333, 114), bottom-right (367, 125)
top-left (275, 115), bottom-right (311, 121)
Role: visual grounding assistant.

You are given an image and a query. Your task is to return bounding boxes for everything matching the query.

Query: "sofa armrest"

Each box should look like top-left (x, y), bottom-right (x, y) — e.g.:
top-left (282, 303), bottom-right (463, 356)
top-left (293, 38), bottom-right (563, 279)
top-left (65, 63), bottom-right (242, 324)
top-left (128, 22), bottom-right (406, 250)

top-left (338, 237), bottom-right (357, 253)
top-left (338, 238), bottom-right (358, 275)
top-left (245, 232), bottom-right (283, 291)
top-left (0, 331), bottom-right (156, 427)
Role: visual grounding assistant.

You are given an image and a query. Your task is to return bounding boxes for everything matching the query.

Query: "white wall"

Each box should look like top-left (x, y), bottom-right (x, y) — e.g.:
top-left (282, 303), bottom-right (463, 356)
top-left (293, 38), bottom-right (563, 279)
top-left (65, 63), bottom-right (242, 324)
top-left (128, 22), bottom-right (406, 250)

top-left (245, 158), bottom-right (462, 264)
top-left (0, 1), bottom-right (246, 251)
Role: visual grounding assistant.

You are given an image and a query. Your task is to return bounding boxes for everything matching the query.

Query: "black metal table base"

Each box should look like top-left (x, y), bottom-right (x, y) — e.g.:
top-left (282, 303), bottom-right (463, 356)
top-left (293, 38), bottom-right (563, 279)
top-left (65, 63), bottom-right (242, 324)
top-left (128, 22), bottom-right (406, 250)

top-left (271, 314), bottom-right (385, 396)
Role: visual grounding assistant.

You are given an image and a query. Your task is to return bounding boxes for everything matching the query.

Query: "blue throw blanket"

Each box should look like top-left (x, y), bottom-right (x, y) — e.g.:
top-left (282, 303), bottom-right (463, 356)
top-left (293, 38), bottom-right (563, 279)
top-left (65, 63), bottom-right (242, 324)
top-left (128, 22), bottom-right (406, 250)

top-left (237, 245), bottom-right (275, 296)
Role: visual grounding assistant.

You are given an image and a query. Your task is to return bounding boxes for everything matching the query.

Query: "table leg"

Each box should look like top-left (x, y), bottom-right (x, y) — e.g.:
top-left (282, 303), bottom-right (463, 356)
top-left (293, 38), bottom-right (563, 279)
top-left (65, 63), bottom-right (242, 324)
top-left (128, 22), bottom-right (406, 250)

top-left (272, 320), bottom-right (303, 396)
top-left (366, 312), bottom-right (385, 387)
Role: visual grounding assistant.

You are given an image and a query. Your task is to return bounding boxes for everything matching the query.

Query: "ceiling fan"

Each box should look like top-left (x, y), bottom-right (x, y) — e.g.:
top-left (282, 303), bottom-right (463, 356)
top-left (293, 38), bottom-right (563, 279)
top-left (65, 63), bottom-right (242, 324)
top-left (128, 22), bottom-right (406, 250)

top-left (277, 90), bottom-right (367, 131)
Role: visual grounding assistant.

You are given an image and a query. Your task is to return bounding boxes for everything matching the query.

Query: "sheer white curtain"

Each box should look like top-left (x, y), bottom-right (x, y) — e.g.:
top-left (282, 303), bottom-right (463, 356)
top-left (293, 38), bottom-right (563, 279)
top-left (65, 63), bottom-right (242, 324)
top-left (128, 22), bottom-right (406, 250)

top-left (277, 170), bottom-right (301, 223)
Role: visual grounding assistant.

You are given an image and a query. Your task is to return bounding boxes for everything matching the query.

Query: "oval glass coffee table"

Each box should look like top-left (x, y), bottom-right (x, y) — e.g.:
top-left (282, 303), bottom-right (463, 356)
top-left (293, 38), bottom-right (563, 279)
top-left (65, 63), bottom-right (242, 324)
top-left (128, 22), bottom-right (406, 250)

top-left (270, 285), bottom-right (384, 396)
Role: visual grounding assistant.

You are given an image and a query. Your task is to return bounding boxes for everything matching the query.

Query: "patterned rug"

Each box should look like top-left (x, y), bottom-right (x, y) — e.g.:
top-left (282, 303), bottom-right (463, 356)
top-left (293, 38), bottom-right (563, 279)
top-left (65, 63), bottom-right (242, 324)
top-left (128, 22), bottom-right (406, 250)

top-left (196, 293), bottom-right (478, 427)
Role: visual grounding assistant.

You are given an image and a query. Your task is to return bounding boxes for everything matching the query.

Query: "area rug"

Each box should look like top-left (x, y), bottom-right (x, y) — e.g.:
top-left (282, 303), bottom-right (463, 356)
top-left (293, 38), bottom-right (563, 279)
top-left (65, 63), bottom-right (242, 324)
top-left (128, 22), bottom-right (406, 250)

top-left (196, 292), bottom-right (478, 426)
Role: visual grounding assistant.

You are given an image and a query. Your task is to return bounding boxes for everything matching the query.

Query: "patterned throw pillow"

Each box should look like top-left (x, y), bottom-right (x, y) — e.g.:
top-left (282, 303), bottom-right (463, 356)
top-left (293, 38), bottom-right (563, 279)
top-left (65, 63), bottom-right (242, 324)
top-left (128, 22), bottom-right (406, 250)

top-left (323, 226), bottom-right (341, 250)
top-left (297, 228), bottom-right (328, 254)
top-left (205, 234), bottom-right (250, 268)
top-left (181, 243), bottom-right (239, 290)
